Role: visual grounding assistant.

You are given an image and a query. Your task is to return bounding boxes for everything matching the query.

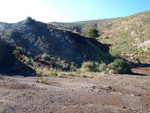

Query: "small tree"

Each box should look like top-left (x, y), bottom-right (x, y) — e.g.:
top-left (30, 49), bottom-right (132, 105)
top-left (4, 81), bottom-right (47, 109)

top-left (22, 17), bottom-right (36, 25)
top-left (87, 28), bottom-right (99, 39)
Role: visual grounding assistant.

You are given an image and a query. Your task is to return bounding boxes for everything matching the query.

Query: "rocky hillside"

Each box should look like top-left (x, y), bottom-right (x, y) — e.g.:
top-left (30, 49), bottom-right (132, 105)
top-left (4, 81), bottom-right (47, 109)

top-left (51, 11), bottom-right (150, 64)
top-left (0, 17), bottom-right (112, 72)
top-left (0, 39), bottom-right (14, 68)
top-left (0, 39), bottom-right (34, 74)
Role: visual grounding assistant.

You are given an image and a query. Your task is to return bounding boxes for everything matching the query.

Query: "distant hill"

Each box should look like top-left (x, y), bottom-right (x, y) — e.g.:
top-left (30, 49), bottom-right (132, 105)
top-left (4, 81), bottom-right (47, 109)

top-left (0, 18), bottom-right (112, 72)
top-left (50, 11), bottom-right (150, 64)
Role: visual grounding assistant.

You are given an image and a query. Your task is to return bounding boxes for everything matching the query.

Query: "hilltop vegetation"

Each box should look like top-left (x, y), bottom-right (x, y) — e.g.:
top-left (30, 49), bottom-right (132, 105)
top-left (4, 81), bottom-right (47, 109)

top-left (51, 11), bottom-right (150, 64)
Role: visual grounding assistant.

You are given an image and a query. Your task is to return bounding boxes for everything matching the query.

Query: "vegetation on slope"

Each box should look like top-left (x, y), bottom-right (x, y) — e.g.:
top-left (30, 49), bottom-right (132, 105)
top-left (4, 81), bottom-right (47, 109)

top-left (1, 17), bottom-right (132, 75)
top-left (51, 11), bottom-right (150, 64)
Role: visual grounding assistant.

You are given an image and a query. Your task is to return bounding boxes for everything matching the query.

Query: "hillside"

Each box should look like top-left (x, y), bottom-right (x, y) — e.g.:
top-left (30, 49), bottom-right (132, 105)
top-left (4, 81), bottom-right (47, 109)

top-left (51, 11), bottom-right (150, 64)
top-left (0, 18), bottom-right (112, 73)
top-left (0, 39), bottom-right (34, 74)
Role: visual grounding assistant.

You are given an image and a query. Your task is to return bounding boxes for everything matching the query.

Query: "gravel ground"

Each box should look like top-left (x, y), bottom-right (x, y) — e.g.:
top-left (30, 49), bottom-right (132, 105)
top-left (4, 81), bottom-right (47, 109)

top-left (0, 73), bottom-right (150, 113)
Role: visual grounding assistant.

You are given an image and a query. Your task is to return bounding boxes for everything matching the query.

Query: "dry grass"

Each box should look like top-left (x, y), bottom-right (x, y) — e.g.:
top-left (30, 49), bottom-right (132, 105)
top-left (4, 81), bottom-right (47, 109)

top-left (35, 69), bottom-right (116, 84)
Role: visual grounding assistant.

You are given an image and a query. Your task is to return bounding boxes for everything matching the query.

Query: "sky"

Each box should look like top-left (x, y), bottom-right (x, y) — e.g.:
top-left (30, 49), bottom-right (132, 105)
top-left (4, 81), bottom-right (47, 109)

top-left (0, 0), bottom-right (150, 23)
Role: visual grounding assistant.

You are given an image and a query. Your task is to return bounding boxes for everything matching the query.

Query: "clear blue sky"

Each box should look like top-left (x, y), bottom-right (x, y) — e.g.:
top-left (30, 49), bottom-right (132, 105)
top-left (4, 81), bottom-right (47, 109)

top-left (0, 0), bottom-right (150, 23)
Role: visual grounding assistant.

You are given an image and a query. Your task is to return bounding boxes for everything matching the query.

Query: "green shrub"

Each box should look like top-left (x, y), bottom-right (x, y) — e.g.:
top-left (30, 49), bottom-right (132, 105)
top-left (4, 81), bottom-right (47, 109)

top-left (109, 47), bottom-right (120, 59)
top-left (87, 28), bottom-right (99, 39)
top-left (81, 61), bottom-right (97, 72)
top-left (22, 17), bottom-right (36, 25)
top-left (98, 62), bottom-right (107, 72)
top-left (70, 64), bottom-right (77, 72)
top-left (108, 59), bottom-right (132, 74)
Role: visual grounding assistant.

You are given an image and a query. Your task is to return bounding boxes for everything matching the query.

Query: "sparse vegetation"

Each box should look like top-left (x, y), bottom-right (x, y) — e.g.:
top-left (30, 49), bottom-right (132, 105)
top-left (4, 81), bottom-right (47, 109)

top-left (81, 61), bottom-right (98, 72)
top-left (1, 11), bottom-right (150, 113)
top-left (51, 11), bottom-right (150, 64)
top-left (98, 62), bottom-right (107, 72)
top-left (41, 53), bottom-right (50, 61)
top-left (35, 66), bottom-right (58, 77)
top-left (70, 64), bottom-right (77, 72)
top-left (1, 11), bottom-right (148, 76)
top-left (80, 59), bottom-right (131, 74)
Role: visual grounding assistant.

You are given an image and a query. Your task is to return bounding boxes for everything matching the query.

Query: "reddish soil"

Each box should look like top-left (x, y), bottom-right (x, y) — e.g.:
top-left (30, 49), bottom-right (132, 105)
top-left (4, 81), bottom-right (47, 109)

top-left (0, 73), bottom-right (150, 113)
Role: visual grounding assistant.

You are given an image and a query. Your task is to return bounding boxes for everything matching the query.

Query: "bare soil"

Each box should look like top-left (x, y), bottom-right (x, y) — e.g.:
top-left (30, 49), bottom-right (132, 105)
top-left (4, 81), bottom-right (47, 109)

top-left (0, 72), bottom-right (150, 113)
top-left (132, 67), bottom-right (150, 76)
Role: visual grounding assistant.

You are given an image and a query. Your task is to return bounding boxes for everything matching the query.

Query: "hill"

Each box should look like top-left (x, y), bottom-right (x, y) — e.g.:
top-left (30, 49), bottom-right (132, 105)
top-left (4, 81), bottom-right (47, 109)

top-left (0, 39), bottom-right (35, 74)
top-left (0, 17), bottom-right (112, 73)
top-left (50, 11), bottom-right (150, 64)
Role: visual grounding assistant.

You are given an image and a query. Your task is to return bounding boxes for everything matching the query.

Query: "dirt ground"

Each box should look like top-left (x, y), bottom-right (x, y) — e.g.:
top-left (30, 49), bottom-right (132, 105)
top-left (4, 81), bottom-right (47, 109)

top-left (0, 70), bottom-right (150, 113)
top-left (132, 67), bottom-right (150, 76)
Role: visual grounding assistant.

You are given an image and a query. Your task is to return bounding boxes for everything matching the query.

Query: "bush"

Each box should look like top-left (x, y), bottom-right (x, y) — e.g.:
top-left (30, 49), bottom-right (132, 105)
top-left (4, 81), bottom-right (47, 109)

top-left (81, 61), bottom-right (97, 72)
top-left (108, 59), bottom-right (132, 74)
top-left (109, 47), bottom-right (120, 59)
top-left (98, 62), bottom-right (107, 72)
top-left (87, 28), bottom-right (99, 39)
top-left (22, 17), bottom-right (36, 25)
top-left (70, 64), bottom-right (77, 72)
top-left (41, 53), bottom-right (50, 61)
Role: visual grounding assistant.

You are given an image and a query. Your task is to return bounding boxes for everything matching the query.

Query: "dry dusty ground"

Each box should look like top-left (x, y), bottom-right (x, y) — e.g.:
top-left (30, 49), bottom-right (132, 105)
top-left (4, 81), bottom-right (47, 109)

top-left (0, 71), bottom-right (150, 113)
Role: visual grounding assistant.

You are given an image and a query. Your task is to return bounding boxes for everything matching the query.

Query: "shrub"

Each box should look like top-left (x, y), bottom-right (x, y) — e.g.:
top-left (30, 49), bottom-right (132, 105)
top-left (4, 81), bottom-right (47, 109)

top-left (98, 62), bottom-right (107, 72)
top-left (108, 59), bottom-right (132, 74)
top-left (87, 28), bottom-right (99, 39)
top-left (22, 17), bottom-right (36, 25)
top-left (35, 67), bottom-right (58, 77)
top-left (109, 47), bottom-right (120, 59)
top-left (41, 53), bottom-right (50, 61)
top-left (81, 61), bottom-right (97, 72)
top-left (49, 68), bottom-right (58, 76)
top-left (70, 64), bottom-right (77, 72)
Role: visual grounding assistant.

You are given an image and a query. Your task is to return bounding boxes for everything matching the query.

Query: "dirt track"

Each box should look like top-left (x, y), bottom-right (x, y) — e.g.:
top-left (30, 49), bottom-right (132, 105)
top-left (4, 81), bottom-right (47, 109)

top-left (0, 72), bottom-right (150, 113)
